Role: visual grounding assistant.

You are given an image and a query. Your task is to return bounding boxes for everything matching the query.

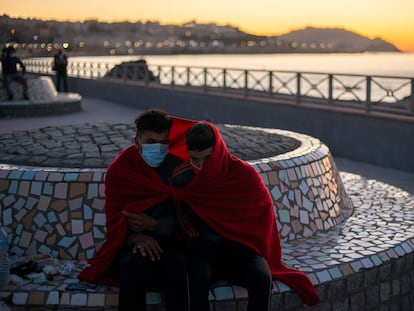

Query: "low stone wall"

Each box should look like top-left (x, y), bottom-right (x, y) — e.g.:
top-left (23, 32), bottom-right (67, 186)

top-left (0, 76), bottom-right (82, 118)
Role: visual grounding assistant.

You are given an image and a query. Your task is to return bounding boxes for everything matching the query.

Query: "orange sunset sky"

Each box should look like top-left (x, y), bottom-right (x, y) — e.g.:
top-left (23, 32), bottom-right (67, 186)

top-left (2, 0), bottom-right (414, 52)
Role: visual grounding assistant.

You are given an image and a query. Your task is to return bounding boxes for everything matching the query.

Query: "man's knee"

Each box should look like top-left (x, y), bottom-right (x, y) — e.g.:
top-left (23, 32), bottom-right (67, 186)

top-left (188, 264), bottom-right (213, 285)
top-left (247, 268), bottom-right (272, 293)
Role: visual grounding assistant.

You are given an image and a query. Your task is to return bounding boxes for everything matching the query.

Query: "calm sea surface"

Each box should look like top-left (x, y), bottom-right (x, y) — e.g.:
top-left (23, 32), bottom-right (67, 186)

top-left (66, 52), bottom-right (414, 77)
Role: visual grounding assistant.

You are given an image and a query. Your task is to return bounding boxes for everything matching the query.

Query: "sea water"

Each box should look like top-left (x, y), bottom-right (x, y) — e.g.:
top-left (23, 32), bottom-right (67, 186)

top-left (63, 52), bottom-right (414, 77)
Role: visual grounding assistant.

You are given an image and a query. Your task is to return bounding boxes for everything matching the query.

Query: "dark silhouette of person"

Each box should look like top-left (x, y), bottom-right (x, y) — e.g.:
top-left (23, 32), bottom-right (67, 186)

top-left (53, 49), bottom-right (68, 92)
top-left (1, 46), bottom-right (29, 100)
top-left (1, 47), bottom-right (7, 76)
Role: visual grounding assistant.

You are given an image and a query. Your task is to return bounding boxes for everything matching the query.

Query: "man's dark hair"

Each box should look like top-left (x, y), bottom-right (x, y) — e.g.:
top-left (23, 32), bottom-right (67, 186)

top-left (186, 123), bottom-right (215, 151)
top-left (134, 109), bottom-right (172, 133)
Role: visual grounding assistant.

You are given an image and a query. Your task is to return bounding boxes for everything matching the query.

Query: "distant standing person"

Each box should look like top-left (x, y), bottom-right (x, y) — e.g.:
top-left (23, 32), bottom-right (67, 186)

top-left (1, 46), bottom-right (29, 100)
top-left (53, 49), bottom-right (68, 92)
top-left (1, 47), bottom-right (7, 76)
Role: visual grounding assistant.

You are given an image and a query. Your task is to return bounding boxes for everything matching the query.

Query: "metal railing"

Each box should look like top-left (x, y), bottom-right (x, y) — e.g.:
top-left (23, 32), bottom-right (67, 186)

top-left (23, 59), bottom-right (414, 115)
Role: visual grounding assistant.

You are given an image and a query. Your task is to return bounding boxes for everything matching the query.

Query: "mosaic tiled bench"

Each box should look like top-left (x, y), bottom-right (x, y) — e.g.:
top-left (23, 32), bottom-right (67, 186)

top-left (1, 127), bottom-right (414, 310)
top-left (0, 76), bottom-right (82, 118)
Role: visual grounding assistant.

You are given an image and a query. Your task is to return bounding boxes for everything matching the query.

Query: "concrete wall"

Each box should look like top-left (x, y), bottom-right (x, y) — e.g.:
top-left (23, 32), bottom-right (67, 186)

top-left (69, 77), bottom-right (414, 173)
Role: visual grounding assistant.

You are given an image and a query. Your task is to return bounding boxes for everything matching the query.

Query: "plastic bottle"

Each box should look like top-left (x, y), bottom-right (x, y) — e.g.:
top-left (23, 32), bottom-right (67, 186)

top-left (0, 224), bottom-right (10, 287)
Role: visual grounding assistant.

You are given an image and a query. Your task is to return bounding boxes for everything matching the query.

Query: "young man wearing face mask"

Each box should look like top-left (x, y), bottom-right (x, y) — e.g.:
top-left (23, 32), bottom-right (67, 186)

top-left (78, 109), bottom-right (195, 311)
top-left (171, 122), bottom-right (320, 311)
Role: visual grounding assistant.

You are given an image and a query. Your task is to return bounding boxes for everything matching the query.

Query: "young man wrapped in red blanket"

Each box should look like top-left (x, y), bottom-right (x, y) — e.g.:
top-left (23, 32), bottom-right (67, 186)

top-left (78, 112), bottom-right (319, 310)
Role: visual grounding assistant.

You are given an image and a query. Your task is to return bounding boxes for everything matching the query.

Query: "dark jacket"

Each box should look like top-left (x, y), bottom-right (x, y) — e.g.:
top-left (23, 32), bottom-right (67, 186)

top-left (2, 53), bottom-right (25, 75)
top-left (54, 52), bottom-right (68, 74)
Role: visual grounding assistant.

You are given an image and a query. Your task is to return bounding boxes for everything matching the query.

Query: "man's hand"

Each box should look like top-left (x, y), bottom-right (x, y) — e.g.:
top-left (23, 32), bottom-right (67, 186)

top-left (132, 233), bottom-right (163, 261)
top-left (123, 211), bottom-right (159, 232)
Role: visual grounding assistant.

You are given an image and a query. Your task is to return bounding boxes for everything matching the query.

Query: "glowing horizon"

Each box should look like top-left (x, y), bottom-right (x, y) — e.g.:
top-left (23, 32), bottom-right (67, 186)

top-left (2, 0), bottom-right (414, 52)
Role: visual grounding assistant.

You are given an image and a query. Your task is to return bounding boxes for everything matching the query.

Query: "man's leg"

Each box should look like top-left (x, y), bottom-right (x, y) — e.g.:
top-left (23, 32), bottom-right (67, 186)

top-left (63, 74), bottom-right (68, 92)
top-left (56, 74), bottom-right (61, 92)
top-left (222, 242), bottom-right (272, 311)
top-left (187, 241), bottom-right (217, 311)
top-left (115, 249), bottom-right (155, 311)
top-left (3, 75), bottom-right (13, 100)
top-left (161, 242), bottom-right (188, 311)
top-left (239, 254), bottom-right (272, 311)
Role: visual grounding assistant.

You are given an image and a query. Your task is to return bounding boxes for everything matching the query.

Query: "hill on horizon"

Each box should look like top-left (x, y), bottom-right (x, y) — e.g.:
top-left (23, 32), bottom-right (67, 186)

top-left (276, 27), bottom-right (399, 52)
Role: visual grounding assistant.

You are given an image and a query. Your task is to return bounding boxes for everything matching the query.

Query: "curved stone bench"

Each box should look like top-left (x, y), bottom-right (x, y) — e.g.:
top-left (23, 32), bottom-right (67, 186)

top-left (0, 125), bottom-right (413, 310)
top-left (0, 76), bottom-right (82, 118)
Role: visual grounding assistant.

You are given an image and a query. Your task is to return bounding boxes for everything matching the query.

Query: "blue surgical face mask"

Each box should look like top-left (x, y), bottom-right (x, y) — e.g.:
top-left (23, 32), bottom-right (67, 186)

top-left (140, 143), bottom-right (169, 167)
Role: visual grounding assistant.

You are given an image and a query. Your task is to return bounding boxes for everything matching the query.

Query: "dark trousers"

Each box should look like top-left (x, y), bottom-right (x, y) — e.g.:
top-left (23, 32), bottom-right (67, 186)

top-left (3, 73), bottom-right (28, 99)
top-left (56, 72), bottom-right (68, 92)
top-left (187, 239), bottom-right (272, 311)
top-left (113, 240), bottom-right (187, 311)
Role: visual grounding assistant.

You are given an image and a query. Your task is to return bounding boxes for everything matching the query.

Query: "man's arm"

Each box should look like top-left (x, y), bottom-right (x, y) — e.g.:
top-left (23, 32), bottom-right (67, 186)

top-left (16, 57), bottom-right (26, 74)
top-left (123, 209), bottom-right (176, 238)
top-left (123, 211), bottom-right (158, 232)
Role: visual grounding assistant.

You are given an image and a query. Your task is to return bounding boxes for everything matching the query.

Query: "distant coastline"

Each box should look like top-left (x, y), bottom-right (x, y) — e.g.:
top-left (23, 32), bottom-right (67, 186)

top-left (1, 16), bottom-right (399, 57)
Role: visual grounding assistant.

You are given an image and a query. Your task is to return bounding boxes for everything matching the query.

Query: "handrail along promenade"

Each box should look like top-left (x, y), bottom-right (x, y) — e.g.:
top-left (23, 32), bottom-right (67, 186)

top-left (24, 58), bottom-right (414, 116)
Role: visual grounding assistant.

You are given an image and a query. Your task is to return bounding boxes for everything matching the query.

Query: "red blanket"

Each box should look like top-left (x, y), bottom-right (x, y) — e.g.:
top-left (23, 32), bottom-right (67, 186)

top-left (78, 117), bottom-right (319, 306)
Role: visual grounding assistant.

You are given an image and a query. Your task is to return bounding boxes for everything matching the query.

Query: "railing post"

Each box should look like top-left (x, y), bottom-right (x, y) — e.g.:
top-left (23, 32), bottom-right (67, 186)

top-left (223, 69), bottom-right (226, 91)
top-left (186, 67), bottom-right (190, 86)
top-left (122, 64), bottom-right (127, 82)
top-left (328, 74), bottom-right (333, 105)
top-left (244, 70), bottom-right (248, 97)
top-left (410, 79), bottom-right (414, 114)
top-left (157, 65), bottom-right (161, 84)
top-left (268, 71), bottom-right (273, 96)
top-left (365, 76), bottom-right (371, 112)
top-left (171, 66), bottom-right (175, 87)
top-left (144, 65), bottom-right (150, 86)
top-left (296, 73), bottom-right (301, 103)
top-left (103, 63), bottom-right (108, 79)
top-left (203, 68), bottom-right (207, 90)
